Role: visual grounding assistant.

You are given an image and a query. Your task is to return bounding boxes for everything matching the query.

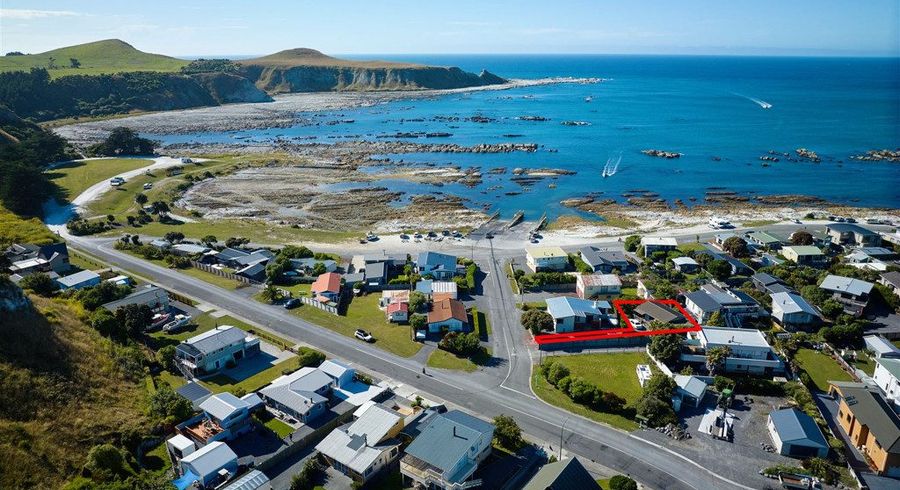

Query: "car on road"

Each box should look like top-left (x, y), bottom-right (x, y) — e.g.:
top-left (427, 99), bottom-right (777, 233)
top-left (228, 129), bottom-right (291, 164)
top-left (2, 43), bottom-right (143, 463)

top-left (143, 182), bottom-right (153, 190)
top-left (283, 298), bottom-right (302, 309)
top-left (485, 233), bottom-right (494, 239)
top-left (109, 177), bottom-right (125, 186)
top-left (355, 329), bottom-right (374, 342)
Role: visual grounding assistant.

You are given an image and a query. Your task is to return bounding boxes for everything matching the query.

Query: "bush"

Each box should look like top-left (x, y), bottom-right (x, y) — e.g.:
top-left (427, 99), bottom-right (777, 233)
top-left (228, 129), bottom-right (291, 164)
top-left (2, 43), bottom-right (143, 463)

top-left (297, 347), bottom-right (326, 367)
top-left (87, 127), bottom-right (155, 156)
top-left (521, 309), bottom-right (554, 335)
top-left (542, 361), bottom-right (570, 385)
top-left (624, 235), bottom-right (641, 252)
top-left (609, 475), bottom-right (639, 490)
top-left (83, 444), bottom-right (133, 482)
top-left (439, 331), bottom-right (481, 356)
top-left (648, 333), bottom-right (682, 365)
top-left (18, 272), bottom-right (58, 296)
top-left (148, 385), bottom-right (193, 425)
top-left (493, 414), bottom-right (525, 451)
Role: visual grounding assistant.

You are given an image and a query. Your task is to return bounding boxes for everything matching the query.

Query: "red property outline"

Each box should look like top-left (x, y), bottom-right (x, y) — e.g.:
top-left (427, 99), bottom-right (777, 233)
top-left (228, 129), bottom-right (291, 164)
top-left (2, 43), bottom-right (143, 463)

top-left (533, 299), bottom-right (702, 346)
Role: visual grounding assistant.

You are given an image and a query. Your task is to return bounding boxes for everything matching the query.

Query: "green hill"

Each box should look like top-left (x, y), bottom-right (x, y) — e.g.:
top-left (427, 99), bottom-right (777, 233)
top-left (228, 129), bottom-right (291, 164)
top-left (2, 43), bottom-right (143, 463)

top-left (240, 48), bottom-right (426, 69)
top-left (0, 39), bottom-right (188, 78)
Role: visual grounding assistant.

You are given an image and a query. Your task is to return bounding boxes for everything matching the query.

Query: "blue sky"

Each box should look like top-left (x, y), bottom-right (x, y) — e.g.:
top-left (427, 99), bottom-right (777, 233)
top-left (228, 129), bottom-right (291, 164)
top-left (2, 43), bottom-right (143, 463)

top-left (1, 1), bottom-right (898, 57)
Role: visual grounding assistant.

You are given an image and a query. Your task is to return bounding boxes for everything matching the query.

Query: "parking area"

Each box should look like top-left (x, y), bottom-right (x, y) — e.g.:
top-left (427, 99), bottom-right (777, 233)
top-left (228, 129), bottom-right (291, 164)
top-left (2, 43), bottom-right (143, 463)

top-left (637, 394), bottom-right (798, 488)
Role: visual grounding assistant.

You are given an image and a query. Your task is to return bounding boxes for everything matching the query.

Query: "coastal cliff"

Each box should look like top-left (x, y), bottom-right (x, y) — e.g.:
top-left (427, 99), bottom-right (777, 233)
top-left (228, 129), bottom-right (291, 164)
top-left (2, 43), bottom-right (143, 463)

top-left (240, 48), bottom-right (507, 93)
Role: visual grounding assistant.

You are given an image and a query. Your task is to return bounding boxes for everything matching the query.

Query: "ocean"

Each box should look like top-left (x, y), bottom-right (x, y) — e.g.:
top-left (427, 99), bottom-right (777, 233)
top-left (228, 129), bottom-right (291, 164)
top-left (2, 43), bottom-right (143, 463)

top-left (155, 55), bottom-right (900, 220)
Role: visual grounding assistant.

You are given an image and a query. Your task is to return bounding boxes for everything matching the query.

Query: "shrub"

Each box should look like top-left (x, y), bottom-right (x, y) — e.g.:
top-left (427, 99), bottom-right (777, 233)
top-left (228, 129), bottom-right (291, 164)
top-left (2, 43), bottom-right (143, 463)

top-left (521, 309), bottom-right (554, 335)
top-left (18, 272), bottom-right (58, 296)
top-left (493, 414), bottom-right (525, 451)
top-left (609, 475), bottom-right (639, 490)
top-left (544, 361), bottom-right (571, 385)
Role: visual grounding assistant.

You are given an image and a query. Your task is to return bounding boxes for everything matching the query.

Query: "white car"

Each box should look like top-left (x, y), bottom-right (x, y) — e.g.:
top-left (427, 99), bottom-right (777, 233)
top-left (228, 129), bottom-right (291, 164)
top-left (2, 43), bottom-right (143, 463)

top-left (143, 182), bottom-right (153, 190)
top-left (163, 314), bottom-right (192, 333)
top-left (354, 329), bottom-right (374, 342)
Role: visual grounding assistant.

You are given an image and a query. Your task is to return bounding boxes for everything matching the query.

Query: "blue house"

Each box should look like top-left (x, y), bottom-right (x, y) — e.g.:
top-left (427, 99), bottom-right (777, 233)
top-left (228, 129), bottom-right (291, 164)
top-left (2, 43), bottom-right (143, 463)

top-left (179, 393), bottom-right (254, 444)
top-left (56, 270), bottom-right (101, 290)
top-left (175, 326), bottom-right (260, 377)
top-left (417, 252), bottom-right (459, 280)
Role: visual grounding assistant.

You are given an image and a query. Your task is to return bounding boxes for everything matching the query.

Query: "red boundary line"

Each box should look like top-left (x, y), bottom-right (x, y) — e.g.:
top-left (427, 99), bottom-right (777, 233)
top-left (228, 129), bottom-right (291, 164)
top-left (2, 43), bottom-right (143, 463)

top-left (533, 298), bottom-right (702, 345)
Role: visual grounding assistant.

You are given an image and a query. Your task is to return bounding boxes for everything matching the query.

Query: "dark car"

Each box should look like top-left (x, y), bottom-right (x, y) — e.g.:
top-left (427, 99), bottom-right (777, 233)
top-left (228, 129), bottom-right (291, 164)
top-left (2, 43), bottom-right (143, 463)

top-left (283, 298), bottom-right (302, 309)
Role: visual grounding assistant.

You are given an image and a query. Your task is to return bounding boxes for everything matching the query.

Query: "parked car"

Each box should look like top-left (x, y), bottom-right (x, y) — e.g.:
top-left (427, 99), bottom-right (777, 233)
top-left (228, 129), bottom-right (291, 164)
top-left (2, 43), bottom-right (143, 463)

top-left (355, 329), bottom-right (374, 342)
top-left (149, 313), bottom-right (172, 331)
top-left (143, 182), bottom-right (153, 190)
top-left (163, 314), bottom-right (192, 333)
top-left (284, 298), bottom-right (302, 309)
top-left (414, 330), bottom-right (427, 342)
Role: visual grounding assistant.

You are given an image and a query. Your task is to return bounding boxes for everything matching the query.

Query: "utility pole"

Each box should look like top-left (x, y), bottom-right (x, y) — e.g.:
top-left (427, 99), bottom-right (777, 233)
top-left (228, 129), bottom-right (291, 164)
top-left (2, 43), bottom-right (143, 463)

top-left (559, 417), bottom-right (571, 460)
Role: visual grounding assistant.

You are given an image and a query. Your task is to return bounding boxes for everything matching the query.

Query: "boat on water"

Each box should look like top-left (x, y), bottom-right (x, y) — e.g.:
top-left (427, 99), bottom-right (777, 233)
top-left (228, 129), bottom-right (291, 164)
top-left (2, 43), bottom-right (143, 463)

top-left (584, 96), bottom-right (593, 102)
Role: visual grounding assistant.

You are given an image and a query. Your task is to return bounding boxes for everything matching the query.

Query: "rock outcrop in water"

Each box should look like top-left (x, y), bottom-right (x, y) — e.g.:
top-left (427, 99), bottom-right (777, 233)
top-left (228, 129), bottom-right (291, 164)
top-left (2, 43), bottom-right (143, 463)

top-left (240, 48), bottom-right (507, 93)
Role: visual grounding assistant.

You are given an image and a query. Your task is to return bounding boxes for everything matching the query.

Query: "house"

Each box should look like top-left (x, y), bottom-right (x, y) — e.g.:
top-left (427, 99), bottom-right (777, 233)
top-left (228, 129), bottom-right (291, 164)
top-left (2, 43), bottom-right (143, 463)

top-left (55, 270), bottom-right (101, 290)
top-left (579, 247), bottom-right (630, 273)
top-left (259, 360), bottom-right (356, 423)
top-left (316, 403), bottom-right (404, 484)
top-left (522, 457), bottom-right (600, 490)
top-left (106, 274), bottom-right (133, 287)
top-left (575, 273), bottom-right (621, 300)
top-left (181, 393), bottom-right (253, 444)
top-left (4, 242), bottom-right (70, 274)
top-left (178, 441), bottom-right (239, 489)
top-left (682, 327), bottom-right (784, 375)
top-left (426, 298), bottom-right (469, 333)
top-left (401, 410), bottom-right (494, 489)
top-left (698, 244), bottom-right (754, 276)
top-left (290, 257), bottom-right (338, 274)
top-left (671, 256), bottom-right (700, 273)
top-left (714, 232), bottom-right (739, 246)
top-left (102, 285), bottom-right (170, 313)
top-left (873, 358), bottom-right (900, 409)
top-left (767, 408), bottom-right (829, 458)
top-left (770, 292), bottom-right (821, 330)
top-left (364, 261), bottom-right (388, 287)
top-left (826, 223), bottom-right (881, 247)
top-left (386, 301), bottom-right (409, 323)
top-left (545, 297), bottom-right (612, 333)
top-left (311, 272), bottom-right (342, 303)
top-left (865, 335), bottom-right (900, 359)
top-left (829, 382), bottom-right (900, 477)
top-left (819, 274), bottom-right (874, 316)
top-left (781, 245), bottom-right (827, 267)
top-left (745, 231), bottom-right (785, 250)
top-left (879, 271), bottom-right (900, 299)
top-left (381, 289), bottom-right (410, 307)
top-left (235, 262), bottom-right (266, 282)
top-left (214, 247), bottom-right (250, 267)
top-left (633, 301), bottom-right (686, 325)
top-left (175, 326), bottom-right (260, 377)
top-left (525, 246), bottom-right (568, 272)
top-left (232, 251), bottom-right (271, 269)
top-left (149, 238), bottom-right (172, 250)
top-left (417, 252), bottom-right (459, 280)
top-left (166, 433), bottom-right (196, 462)
top-left (171, 243), bottom-right (211, 257)
top-left (673, 374), bottom-right (707, 410)
top-left (221, 470), bottom-right (271, 490)
top-left (683, 284), bottom-right (763, 325)
top-left (759, 253), bottom-right (785, 268)
top-left (176, 382), bottom-right (213, 410)
top-left (642, 237), bottom-right (678, 256)
top-left (845, 247), bottom-right (897, 272)
top-left (751, 272), bottom-right (794, 295)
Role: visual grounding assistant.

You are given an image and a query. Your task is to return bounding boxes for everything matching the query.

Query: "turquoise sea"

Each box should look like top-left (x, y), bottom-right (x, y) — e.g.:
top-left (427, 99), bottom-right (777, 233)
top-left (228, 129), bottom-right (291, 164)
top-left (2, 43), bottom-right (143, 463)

top-left (155, 55), bottom-right (900, 219)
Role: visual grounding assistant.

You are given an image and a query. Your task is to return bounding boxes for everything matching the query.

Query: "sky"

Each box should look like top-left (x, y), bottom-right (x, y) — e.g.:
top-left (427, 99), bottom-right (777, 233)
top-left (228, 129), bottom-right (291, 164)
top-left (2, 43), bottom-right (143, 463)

top-left (1, 0), bottom-right (898, 57)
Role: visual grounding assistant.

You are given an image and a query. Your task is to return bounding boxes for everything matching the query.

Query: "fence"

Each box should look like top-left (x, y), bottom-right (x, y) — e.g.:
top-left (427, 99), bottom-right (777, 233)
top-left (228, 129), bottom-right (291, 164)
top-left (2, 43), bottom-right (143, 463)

top-left (190, 261), bottom-right (258, 285)
top-left (300, 296), bottom-right (339, 315)
top-left (256, 405), bottom-right (355, 472)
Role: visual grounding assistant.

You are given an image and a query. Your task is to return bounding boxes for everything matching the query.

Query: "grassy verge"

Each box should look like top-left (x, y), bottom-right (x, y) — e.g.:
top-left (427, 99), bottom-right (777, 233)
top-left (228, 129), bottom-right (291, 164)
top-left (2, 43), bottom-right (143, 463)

top-left (427, 347), bottom-right (492, 373)
top-left (111, 218), bottom-right (358, 246)
top-left (0, 204), bottom-right (58, 248)
top-left (201, 355), bottom-right (302, 394)
top-left (531, 352), bottom-right (652, 431)
top-left (119, 247), bottom-right (244, 290)
top-left (46, 158), bottom-right (153, 200)
top-left (254, 412), bottom-right (294, 438)
top-left (505, 260), bottom-right (521, 294)
top-left (290, 293), bottom-right (422, 358)
top-left (741, 219), bottom-right (779, 228)
top-left (794, 348), bottom-right (852, 392)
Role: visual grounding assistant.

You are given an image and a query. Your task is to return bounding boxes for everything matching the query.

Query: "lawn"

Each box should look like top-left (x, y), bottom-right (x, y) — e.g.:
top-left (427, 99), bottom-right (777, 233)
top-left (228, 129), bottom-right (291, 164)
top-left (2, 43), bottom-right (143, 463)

top-left (531, 352), bottom-right (652, 431)
top-left (113, 218), bottom-right (359, 247)
top-left (741, 219), bottom-right (779, 228)
top-left (427, 347), bottom-right (492, 373)
top-left (676, 242), bottom-right (706, 252)
top-left (46, 158), bottom-right (153, 200)
top-left (201, 355), bottom-right (302, 394)
top-left (0, 204), bottom-right (58, 248)
top-left (254, 412), bottom-right (294, 439)
top-left (290, 293), bottom-right (422, 358)
top-left (67, 250), bottom-right (104, 271)
top-left (794, 348), bottom-right (853, 392)
top-left (620, 287), bottom-right (638, 299)
top-left (850, 351), bottom-right (876, 376)
top-left (141, 441), bottom-right (172, 477)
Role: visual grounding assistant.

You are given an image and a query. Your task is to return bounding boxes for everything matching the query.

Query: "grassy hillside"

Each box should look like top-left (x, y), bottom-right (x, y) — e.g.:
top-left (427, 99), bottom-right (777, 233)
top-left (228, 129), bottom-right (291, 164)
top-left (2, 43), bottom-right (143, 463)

top-left (0, 39), bottom-right (187, 78)
top-left (240, 48), bottom-right (426, 69)
top-left (46, 157), bottom-right (153, 201)
top-left (0, 204), bottom-right (58, 249)
top-left (0, 296), bottom-right (152, 489)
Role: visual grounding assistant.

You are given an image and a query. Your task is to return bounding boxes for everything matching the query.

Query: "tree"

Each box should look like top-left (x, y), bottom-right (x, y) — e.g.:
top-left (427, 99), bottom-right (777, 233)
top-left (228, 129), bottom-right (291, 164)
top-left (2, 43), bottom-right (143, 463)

top-left (408, 291), bottom-right (427, 313)
top-left (115, 303), bottom-right (152, 339)
top-left (163, 231), bottom-right (184, 243)
top-left (225, 236), bottom-right (250, 248)
top-left (148, 385), bottom-right (193, 424)
top-left (493, 414), bottom-right (525, 450)
top-left (18, 272), bottom-right (58, 296)
top-left (135, 193), bottom-right (148, 205)
top-left (609, 475), bottom-right (639, 490)
top-left (201, 235), bottom-right (217, 246)
top-left (707, 310), bottom-right (725, 327)
top-left (624, 235), bottom-right (641, 252)
top-left (90, 309), bottom-right (119, 337)
top-left (791, 231), bottom-right (814, 245)
top-left (706, 346), bottom-right (731, 376)
top-left (84, 444), bottom-right (131, 481)
top-left (635, 394), bottom-right (676, 427)
top-left (312, 261), bottom-right (327, 276)
top-left (76, 281), bottom-right (131, 310)
top-left (706, 259), bottom-right (731, 280)
top-left (648, 333), bottom-right (682, 365)
top-left (409, 313), bottom-right (426, 330)
top-left (69, 57), bottom-right (81, 68)
top-left (151, 201), bottom-right (169, 215)
top-left (521, 309), bottom-right (554, 335)
top-left (722, 236), bottom-right (749, 258)
top-left (88, 127), bottom-right (155, 156)
top-left (819, 299), bottom-right (844, 319)
top-left (260, 283), bottom-right (283, 304)
top-left (439, 332), bottom-right (481, 355)
top-left (156, 345), bottom-right (177, 372)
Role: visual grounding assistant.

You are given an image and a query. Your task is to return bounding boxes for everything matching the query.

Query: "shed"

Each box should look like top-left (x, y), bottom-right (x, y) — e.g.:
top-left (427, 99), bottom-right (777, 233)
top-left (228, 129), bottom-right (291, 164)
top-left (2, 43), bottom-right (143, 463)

top-left (767, 408), bottom-right (829, 458)
top-left (865, 335), bottom-right (900, 359)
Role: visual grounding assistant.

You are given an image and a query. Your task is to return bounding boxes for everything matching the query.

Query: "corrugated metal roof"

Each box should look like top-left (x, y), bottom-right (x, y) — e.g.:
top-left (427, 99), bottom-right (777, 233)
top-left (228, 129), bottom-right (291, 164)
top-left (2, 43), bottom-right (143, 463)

top-left (181, 441), bottom-right (237, 478)
top-left (522, 457), bottom-right (600, 490)
top-left (769, 408), bottom-right (828, 448)
top-left (200, 393), bottom-right (249, 422)
top-left (820, 275), bottom-right (874, 297)
top-left (404, 410), bottom-right (493, 479)
top-left (221, 469), bottom-right (270, 490)
top-left (183, 326), bottom-right (247, 355)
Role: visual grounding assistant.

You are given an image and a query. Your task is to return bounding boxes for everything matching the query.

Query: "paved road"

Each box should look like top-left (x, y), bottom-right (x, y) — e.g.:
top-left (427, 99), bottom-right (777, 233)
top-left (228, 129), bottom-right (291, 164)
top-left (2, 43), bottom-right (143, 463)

top-left (64, 234), bottom-right (750, 490)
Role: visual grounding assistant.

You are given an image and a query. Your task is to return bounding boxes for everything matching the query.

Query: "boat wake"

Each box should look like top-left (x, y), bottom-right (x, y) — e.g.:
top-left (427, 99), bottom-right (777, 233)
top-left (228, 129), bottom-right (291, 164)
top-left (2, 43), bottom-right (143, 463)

top-left (602, 153), bottom-right (622, 178)
top-left (734, 93), bottom-right (772, 109)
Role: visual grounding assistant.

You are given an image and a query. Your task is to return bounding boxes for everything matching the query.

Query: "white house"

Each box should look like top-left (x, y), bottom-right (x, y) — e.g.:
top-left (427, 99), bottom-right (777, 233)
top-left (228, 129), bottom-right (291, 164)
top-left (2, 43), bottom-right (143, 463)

top-left (770, 292), bottom-right (821, 330)
top-left (316, 403), bottom-right (404, 484)
top-left (642, 237), bottom-right (677, 256)
top-left (819, 274), bottom-right (875, 317)
top-left (873, 358), bottom-right (900, 409)
top-left (576, 273), bottom-right (621, 299)
top-left (865, 335), bottom-right (900, 359)
top-left (767, 408), bottom-right (829, 458)
top-left (673, 375), bottom-right (707, 410)
top-left (525, 246), bottom-right (568, 272)
top-left (682, 327), bottom-right (784, 375)
top-left (179, 441), bottom-right (238, 489)
top-left (671, 256), bottom-right (700, 273)
top-left (545, 297), bottom-right (612, 333)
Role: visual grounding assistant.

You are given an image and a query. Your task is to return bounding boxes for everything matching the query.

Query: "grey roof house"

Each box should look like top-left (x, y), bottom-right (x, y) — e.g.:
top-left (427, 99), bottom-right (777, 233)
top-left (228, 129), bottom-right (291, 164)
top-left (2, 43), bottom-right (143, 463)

top-left (579, 246), bottom-right (631, 273)
top-left (522, 457), bottom-right (600, 490)
top-left (767, 408), bottom-right (829, 458)
top-left (401, 410), bottom-right (495, 489)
